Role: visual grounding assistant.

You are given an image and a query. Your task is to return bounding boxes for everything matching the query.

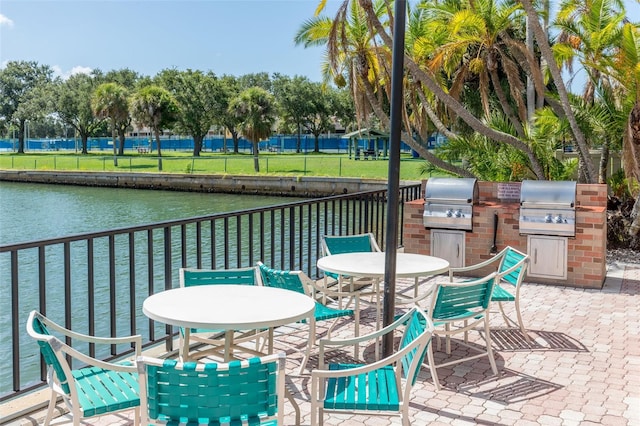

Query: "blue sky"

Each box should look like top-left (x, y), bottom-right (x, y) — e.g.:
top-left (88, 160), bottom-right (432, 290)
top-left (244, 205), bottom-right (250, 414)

top-left (0, 0), bottom-right (341, 81)
top-left (1, 0), bottom-right (640, 83)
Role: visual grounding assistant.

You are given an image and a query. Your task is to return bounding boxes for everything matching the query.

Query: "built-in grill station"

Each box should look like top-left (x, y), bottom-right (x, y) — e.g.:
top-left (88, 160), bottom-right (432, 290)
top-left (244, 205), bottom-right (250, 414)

top-left (519, 180), bottom-right (577, 237)
top-left (423, 178), bottom-right (479, 231)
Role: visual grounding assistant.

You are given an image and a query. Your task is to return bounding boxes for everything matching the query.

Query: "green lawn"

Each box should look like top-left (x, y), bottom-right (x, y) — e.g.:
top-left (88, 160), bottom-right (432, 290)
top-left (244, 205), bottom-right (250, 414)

top-left (0, 151), bottom-right (435, 181)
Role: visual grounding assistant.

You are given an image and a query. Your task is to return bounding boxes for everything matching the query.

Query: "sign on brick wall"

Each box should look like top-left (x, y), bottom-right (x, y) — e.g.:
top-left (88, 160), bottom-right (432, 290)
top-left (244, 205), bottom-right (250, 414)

top-left (497, 182), bottom-right (521, 200)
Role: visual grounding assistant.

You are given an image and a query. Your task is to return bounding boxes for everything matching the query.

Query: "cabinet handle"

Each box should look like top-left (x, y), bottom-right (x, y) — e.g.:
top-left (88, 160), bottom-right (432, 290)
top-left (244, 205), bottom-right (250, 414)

top-left (534, 248), bottom-right (537, 263)
top-left (457, 244), bottom-right (460, 258)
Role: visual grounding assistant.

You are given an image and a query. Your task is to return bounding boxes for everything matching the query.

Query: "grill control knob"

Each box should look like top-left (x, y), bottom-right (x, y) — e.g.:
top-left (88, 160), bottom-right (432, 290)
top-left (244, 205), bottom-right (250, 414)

top-left (545, 214), bottom-right (553, 223)
top-left (554, 214), bottom-right (563, 223)
top-left (446, 209), bottom-right (453, 217)
top-left (455, 209), bottom-right (463, 218)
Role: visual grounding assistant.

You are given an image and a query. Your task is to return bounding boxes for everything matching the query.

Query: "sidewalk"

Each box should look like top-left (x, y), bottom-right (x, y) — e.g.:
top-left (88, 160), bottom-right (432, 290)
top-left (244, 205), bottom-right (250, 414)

top-left (4, 262), bottom-right (639, 426)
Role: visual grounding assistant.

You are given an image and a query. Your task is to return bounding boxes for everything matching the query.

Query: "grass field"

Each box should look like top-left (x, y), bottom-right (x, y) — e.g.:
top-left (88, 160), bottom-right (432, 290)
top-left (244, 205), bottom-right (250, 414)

top-left (0, 150), bottom-right (435, 181)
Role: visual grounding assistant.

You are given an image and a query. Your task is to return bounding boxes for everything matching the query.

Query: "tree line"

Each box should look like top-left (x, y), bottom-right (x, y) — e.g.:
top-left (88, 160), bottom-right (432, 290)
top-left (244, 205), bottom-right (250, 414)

top-left (0, 65), bottom-right (355, 171)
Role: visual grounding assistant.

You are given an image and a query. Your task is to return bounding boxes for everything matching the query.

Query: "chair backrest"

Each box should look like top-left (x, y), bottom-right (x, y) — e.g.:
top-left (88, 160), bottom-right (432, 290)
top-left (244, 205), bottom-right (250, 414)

top-left (257, 262), bottom-right (308, 296)
top-left (430, 273), bottom-right (497, 321)
top-left (26, 311), bottom-right (73, 395)
top-left (321, 232), bottom-right (381, 255)
top-left (137, 353), bottom-right (285, 425)
top-left (498, 247), bottom-right (529, 287)
top-left (397, 308), bottom-right (434, 385)
top-left (180, 266), bottom-right (261, 288)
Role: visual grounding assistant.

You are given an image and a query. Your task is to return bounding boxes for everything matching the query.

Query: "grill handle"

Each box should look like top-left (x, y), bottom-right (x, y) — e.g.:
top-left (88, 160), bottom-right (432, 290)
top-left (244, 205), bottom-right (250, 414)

top-left (425, 197), bottom-right (473, 204)
top-left (520, 201), bottom-right (575, 209)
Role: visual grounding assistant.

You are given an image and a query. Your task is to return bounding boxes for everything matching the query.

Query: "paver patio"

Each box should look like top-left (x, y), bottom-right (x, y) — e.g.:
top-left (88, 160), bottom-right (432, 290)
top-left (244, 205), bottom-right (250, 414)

top-left (5, 262), bottom-right (639, 426)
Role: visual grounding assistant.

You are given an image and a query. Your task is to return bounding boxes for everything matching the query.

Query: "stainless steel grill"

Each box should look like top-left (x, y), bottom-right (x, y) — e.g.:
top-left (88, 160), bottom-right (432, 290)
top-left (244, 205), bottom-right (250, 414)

top-left (423, 178), bottom-right (478, 231)
top-left (519, 180), bottom-right (577, 237)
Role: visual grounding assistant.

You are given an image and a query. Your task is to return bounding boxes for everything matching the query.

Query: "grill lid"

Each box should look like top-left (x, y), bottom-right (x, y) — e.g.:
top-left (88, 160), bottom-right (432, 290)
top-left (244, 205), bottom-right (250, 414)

top-left (425, 178), bottom-right (479, 204)
top-left (520, 180), bottom-right (576, 208)
top-left (423, 178), bottom-right (478, 231)
top-left (519, 180), bottom-right (577, 237)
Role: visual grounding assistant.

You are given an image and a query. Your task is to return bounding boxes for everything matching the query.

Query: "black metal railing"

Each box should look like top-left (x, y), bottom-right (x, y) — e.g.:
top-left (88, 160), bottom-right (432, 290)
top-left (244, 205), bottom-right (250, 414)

top-left (0, 184), bottom-right (421, 401)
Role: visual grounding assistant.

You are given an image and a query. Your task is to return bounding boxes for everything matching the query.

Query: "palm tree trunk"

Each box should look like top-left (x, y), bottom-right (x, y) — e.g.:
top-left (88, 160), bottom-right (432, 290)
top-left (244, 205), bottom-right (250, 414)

top-left (599, 138), bottom-right (610, 184)
top-left (415, 89), bottom-right (457, 140)
top-left (630, 195), bottom-right (640, 236)
top-left (253, 141), bottom-right (260, 172)
top-left (489, 68), bottom-right (526, 138)
top-left (111, 125), bottom-right (118, 167)
top-left (155, 130), bottom-right (163, 172)
top-left (118, 126), bottom-right (126, 156)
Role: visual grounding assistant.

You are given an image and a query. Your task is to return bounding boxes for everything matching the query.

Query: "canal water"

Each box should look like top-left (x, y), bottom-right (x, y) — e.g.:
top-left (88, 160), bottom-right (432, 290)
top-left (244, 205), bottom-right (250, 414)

top-left (0, 181), bottom-right (302, 395)
top-left (0, 181), bottom-right (299, 245)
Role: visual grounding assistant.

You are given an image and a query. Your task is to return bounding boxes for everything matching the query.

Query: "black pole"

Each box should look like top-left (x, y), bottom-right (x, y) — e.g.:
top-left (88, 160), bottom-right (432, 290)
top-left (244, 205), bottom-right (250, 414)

top-left (382, 0), bottom-right (407, 358)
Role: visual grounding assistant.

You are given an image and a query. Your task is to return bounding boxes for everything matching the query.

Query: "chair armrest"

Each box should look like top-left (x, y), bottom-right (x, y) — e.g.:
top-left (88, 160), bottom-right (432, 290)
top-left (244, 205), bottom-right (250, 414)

top-left (50, 336), bottom-right (141, 372)
top-left (318, 309), bottom-right (413, 351)
top-left (42, 317), bottom-right (143, 349)
top-left (307, 277), bottom-right (361, 298)
top-left (395, 287), bottom-right (434, 306)
top-left (312, 338), bottom-right (418, 379)
top-left (448, 249), bottom-right (506, 278)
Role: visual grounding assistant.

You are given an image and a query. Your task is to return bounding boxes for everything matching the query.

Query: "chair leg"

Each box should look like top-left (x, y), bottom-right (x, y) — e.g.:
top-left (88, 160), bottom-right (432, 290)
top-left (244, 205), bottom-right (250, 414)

top-left (353, 296), bottom-right (360, 359)
top-left (425, 344), bottom-right (441, 391)
top-left (445, 324), bottom-right (451, 354)
top-left (43, 391), bottom-right (57, 426)
top-left (133, 406), bottom-right (140, 426)
top-left (498, 301), bottom-right (511, 326)
top-left (483, 316), bottom-right (498, 375)
top-left (514, 299), bottom-right (531, 342)
top-left (298, 317), bottom-right (315, 375)
top-left (310, 377), bottom-right (319, 426)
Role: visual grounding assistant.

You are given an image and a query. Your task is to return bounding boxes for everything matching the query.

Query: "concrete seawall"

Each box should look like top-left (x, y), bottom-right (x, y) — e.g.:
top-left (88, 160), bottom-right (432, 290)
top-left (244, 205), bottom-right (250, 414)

top-left (0, 170), bottom-right (414, 197)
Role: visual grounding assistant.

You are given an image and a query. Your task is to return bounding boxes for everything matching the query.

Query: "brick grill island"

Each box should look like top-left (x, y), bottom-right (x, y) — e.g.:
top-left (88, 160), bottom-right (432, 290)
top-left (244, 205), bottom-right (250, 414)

top-left (403, 181), bottom-right (608, 288)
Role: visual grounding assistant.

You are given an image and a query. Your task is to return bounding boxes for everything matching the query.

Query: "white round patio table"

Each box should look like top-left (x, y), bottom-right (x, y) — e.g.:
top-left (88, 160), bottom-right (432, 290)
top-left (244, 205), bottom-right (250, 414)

top-left (317, 252), bottom-right (450, 279)
top-left (143, 284), bottom-right (315, 361)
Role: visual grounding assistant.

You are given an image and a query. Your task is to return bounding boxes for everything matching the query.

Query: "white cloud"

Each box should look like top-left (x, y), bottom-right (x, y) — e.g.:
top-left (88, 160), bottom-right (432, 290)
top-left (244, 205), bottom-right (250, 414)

top-left (70, 66), bottom-right (94, 76)
top-left (0, 14), bottom-right (14, 27)
top-left (51, 65), bottom-right (94, 80)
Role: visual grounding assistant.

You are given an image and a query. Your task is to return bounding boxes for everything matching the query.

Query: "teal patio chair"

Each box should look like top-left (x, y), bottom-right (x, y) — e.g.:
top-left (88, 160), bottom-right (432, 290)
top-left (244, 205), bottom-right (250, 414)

top-left (423, 273), bottom-right (499, 391)
top-left (257, 261), bottom-right (355, 374)
top-left (179, 266), bottom-right (266, 361)
top-left (25, 310), bottom-right (140, 426)
top-left (320, 232), bottom-right (382, 256)
top-left (320, 233), bottom-right (382, 325)
top-left (310, 307), bottom-right (434, 426)
top-left (448, 246), bottom-right (531, 341)
top-left (137, 353), bottom-right (286, 425)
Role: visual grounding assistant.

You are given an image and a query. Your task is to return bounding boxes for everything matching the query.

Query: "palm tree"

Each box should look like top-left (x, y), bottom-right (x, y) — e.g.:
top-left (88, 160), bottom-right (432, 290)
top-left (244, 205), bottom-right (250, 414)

top-left (228, 87), bottom-right (276, 172)
top-left (554, 0), bottom-right (625, 182)
top-left (129, 85), bottom-right (179, 172)
top-left (423, 0), bottom-right (532, 138)
top-left (518, 0), bottom-right (597, 182)
top-left (92, 82), bottom-right (129, 166)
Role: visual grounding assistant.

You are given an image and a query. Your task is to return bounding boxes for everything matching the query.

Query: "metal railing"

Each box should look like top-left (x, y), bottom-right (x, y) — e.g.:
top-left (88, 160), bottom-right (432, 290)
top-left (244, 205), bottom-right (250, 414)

top-left (0, 184), bottom-right (421, 401)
